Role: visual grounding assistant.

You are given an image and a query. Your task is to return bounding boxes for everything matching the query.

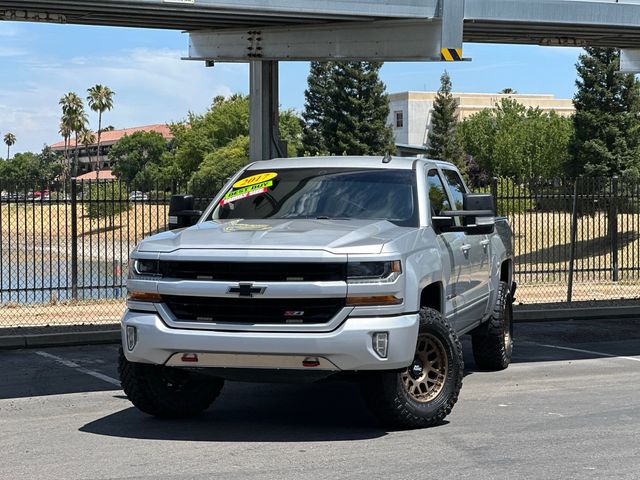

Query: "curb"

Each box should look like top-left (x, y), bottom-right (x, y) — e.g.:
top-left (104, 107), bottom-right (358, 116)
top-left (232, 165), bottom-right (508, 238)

top-left (1, 306), bottom-right (638, 350)
top-left (0, 330), bottom-right (120, 350)
top-left (514, 305), bottom-right (640, 322)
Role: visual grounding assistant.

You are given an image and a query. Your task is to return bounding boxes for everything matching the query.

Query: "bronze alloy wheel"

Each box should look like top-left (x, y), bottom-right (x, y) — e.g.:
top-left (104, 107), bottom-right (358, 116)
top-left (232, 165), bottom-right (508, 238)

top-left (402, 333), bottom-right (449, 403)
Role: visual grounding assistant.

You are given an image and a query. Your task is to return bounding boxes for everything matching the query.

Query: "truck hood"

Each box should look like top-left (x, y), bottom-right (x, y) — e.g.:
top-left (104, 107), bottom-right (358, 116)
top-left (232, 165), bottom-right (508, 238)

top-left (138, 218), bottom-right (413, 254)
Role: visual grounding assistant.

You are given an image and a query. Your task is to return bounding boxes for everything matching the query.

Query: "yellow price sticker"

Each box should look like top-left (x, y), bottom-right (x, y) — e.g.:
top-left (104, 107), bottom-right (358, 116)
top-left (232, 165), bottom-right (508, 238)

top-left (233, 172), bottom-right (278, 189)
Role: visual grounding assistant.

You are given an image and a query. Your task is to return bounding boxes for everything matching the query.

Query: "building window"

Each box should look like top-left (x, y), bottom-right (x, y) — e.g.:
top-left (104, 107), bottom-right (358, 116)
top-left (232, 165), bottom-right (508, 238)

top-left (395, 111), bottom-right (404, 128)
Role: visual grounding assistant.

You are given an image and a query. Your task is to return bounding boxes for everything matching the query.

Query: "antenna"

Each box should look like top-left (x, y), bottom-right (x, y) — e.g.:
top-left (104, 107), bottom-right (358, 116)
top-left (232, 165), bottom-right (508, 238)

top-left (382, 152), bottom-right (392, 164)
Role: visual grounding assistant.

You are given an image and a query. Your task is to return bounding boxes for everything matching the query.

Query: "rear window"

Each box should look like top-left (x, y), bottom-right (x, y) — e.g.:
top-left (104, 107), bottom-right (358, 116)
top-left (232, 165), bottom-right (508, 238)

top-left (208, 168), bottom-right (418, 227)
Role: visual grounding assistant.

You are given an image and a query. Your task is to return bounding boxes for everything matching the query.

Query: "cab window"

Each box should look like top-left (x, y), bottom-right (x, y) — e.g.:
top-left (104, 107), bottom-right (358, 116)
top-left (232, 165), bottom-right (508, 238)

top-left (442, 170), bottom-right (467, 210)
top-left (426, 169), bottom-right (452, 215)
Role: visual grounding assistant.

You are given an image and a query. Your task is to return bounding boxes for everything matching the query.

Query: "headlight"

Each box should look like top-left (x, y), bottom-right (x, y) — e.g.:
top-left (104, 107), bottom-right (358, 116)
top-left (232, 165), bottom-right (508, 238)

top-left (131, 259), bottom-right (161, 278)
top-left (347, 260), bottom-right (401, 284)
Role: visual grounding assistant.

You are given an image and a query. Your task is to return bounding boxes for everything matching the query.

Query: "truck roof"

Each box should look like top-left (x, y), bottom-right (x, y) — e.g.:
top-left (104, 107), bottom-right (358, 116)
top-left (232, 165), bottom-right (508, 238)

top-left (244, 156), bottom-right (455, 171)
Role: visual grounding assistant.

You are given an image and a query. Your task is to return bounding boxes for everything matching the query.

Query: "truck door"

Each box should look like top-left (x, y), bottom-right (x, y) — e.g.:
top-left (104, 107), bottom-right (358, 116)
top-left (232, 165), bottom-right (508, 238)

top-left (441, 169), bottom-right (491, 326)
top-left (426, 169), bottom-right (469, 323)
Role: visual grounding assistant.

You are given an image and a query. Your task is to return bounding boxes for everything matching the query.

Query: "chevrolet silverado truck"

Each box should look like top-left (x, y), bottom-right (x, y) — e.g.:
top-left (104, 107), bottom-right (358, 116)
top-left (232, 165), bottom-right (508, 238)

top-left (119, 156), bottom-right (515, 429)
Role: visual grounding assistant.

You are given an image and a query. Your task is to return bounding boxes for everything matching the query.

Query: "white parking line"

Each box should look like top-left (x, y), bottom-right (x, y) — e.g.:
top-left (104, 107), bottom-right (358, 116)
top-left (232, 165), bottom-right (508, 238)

top-left (35, 351), bottom-right (122, 387)
top-left (534, 343), bottom-right (640, 364)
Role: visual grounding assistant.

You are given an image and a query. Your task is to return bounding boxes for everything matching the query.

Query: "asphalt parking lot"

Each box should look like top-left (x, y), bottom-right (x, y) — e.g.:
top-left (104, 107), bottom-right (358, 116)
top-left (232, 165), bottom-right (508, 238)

top-left (1, 318), bottom-right (639, 480)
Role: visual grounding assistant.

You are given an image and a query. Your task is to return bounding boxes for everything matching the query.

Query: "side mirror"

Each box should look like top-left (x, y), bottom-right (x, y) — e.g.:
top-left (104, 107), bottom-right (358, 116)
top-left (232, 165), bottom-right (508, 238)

top-left (168, 195), bottom-right (202, 230)
top-left (438, 193), bottom-right (496, 235)
top-left (463, 194), bottom-right (495, 235)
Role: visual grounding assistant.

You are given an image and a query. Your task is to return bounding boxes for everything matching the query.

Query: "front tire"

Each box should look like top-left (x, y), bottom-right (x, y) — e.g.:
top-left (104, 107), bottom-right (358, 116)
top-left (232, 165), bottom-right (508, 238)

top-left (361, 308), bottom-right (464, 429)
top-left (471, 281), bottom-right (514, 370)
top-left (118, 348), bottom-right (224, 418)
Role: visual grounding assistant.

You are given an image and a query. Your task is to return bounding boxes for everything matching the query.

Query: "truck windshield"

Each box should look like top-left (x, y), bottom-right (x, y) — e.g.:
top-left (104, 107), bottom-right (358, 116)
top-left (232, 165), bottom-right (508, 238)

top-left (209, 168), bottom-right (418, 227)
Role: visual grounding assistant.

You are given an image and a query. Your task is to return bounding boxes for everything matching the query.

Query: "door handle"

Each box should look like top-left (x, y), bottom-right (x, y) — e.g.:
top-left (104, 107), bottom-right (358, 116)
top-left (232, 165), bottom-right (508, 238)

top-left (461, 244), bottom-right (471, 256)
top-left (480, 240), bottom-right (490, 251)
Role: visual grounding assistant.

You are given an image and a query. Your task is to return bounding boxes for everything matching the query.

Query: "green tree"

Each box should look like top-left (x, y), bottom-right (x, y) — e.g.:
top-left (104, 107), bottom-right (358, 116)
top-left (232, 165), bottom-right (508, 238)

top-left (189, 135), bottom-right (250, 197)
top-left (163, 95), bottom-right (302, 185)
top-left (301, 61), bottom-right (334, 155)
top-left (0, 147), bottom-right (63, 190)
top-left (459, 98), bottom-right (573, 178)
top-left (569, 47), bottom-right (640, 178)
top-left (426, 71), bottom-right (465, 170)
top-left (84, 182), bottom-right (131, 224)
top-left (110, 131), bottom-right (168, 189)
top-left (3, 132), bottom-right (16, 160)
top-left (87, 84), bottom-right (115, 176)
top-left (301, 62), bottom-right (395, 156)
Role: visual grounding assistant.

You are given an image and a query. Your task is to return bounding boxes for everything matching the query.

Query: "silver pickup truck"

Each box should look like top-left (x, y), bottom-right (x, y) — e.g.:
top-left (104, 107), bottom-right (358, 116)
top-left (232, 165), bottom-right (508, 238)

top-left (119, 156), bottom-right (514, 429)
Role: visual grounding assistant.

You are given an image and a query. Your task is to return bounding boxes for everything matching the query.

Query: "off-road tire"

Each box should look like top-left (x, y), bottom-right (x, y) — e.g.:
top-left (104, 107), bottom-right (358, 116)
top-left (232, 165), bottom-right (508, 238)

top-left (471, 281), bottom-right (513, 371)
top-left (361, 308), bottom-right (464, 429)
top-left (118, 347), bottom-right (224, 418)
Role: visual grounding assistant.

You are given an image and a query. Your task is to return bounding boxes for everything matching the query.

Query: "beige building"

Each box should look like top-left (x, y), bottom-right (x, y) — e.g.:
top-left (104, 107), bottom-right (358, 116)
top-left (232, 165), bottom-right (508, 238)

top-left (388, 91), bottom-right (575, 151)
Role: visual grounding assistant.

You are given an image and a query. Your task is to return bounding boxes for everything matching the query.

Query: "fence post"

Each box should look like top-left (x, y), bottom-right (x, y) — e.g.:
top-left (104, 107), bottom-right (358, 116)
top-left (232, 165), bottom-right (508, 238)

top-left (491, 177), bottom-right (498, 214)
top-left (611, 176), bottom-right (619, 282)
top-left (70, 179), bottom-right (78, 300)
top-left (567, 179), bottom-right (579, 303)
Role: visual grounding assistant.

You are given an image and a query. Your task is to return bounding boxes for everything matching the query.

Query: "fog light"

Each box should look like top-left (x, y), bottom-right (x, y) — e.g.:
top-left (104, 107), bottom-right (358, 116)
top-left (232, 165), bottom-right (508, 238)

top-left (373, 332), bottom-right (389, 358)
top-left (126, 326), bottom-right (137, 351)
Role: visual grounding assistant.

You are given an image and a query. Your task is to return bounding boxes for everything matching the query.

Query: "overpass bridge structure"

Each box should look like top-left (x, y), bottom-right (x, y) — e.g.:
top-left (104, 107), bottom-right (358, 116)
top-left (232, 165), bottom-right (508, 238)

top-left (3, 0), bottom-right (640, 160)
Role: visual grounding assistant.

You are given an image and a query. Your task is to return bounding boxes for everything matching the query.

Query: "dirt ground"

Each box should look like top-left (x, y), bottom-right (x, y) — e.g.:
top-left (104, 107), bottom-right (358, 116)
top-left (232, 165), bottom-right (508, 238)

top-left (0, 203), bottom-right (168, 244)
top-left (0, 300), bottom-right (124, 328)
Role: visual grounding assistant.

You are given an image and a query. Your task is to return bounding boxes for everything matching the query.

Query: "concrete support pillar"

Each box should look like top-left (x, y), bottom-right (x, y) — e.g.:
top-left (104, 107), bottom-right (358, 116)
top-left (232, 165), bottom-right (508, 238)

top-left (249, 60), bottom-right (285, 162)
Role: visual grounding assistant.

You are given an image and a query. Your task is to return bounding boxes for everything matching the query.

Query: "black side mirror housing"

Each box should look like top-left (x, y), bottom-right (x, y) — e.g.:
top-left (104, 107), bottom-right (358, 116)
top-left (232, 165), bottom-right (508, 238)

top-left (436, 193), bottom-right (496, 235)
top-left (463, 193), bottom-right (495, 235)
top-left (168, 195), bottom-right (202, 230)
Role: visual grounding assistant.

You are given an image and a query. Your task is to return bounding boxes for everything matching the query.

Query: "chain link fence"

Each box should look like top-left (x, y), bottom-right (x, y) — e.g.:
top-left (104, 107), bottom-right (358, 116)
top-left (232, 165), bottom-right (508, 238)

top-left (489, 176), bottom-right (640, 304)
top-left (1, 175), bottom-right (639, 331)
top-left (0, 179), bottom-right (217, 330)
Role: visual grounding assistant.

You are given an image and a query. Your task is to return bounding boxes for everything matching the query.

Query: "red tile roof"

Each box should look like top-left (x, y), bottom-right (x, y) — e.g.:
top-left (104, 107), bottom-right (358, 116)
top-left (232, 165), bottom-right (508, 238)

top-left (50, 124), bottom-right (173, 149)
top-left (76, 169), bottom-right (116, 181)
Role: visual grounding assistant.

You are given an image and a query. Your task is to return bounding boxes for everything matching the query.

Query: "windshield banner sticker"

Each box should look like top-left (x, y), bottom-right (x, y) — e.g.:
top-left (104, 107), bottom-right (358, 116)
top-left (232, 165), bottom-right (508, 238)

top-left (233, 172), bottom-right (278, 189)
top-left (220, 181), bottom-right (273, 205)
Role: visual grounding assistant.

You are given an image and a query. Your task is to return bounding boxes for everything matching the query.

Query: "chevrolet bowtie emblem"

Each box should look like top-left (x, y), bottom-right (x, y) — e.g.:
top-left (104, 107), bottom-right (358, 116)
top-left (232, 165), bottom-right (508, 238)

top-left (227, 283), bottom-right (266, 297)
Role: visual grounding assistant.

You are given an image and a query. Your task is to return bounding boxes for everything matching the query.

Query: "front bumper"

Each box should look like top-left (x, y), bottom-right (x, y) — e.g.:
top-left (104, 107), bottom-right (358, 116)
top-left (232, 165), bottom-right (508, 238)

top-left (121, 309), bottom-right (419, 372)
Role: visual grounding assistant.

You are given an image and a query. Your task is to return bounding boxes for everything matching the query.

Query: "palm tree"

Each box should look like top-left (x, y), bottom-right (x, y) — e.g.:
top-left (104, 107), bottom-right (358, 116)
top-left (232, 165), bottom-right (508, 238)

top-left (79, 128), bottom-right (96, 174)
top-left (59, 92), bottom-right (88, 178)
top-left (4, 132), bottom-right (16, 160)
top-left (87, 85), bottom-right (115, 177)
top-left (59, 121), bottom-right (72, 174)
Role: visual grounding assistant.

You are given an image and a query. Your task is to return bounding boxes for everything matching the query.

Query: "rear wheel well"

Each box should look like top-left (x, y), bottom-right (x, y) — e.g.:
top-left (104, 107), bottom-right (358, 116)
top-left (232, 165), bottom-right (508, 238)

top-left (420, 282), bottom-right (443, 313)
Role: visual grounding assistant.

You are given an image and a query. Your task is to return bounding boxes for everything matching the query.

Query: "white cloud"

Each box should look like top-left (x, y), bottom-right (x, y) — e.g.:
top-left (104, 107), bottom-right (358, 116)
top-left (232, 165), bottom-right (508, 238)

top-left (0, 46), bottom-right (28, 56)
top-left (2, 47), bottom-right (248, 153)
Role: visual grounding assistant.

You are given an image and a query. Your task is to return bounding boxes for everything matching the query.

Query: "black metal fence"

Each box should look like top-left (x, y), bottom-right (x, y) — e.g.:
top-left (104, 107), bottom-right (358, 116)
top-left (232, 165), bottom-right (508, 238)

top-left (487, 176), bottom-right (640, 304)
top-left (1, 175), bottom-right (639, 329)
top-left (0, 179), bottom-right (218, 328)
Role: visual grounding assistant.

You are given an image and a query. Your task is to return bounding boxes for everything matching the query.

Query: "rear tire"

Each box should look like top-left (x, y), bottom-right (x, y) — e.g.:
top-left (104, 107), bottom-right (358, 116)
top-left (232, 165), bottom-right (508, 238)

top-left (118, 347), bottom-right (224, 418)
top-left (361, 308), bottom-right (464, 429)
top-left (471, 281), bottom-right (514, 371)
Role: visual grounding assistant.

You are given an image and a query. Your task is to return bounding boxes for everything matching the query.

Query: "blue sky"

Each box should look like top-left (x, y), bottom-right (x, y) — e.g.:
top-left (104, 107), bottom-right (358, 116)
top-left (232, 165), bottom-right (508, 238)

top-left (0, 21), bottom-right (583, 154)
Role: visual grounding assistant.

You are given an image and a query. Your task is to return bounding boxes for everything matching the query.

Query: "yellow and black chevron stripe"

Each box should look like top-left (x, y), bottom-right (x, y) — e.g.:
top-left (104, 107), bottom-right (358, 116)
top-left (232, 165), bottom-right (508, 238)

top-left (440, 48), bottom-right (463, 61)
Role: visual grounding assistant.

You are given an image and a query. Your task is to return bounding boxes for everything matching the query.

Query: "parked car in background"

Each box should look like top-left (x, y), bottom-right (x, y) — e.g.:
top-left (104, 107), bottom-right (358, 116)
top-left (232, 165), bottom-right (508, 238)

top-left (33, 190), bottom-right (51, 201)
top-left (129, 191), bottom-right (149, 201)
